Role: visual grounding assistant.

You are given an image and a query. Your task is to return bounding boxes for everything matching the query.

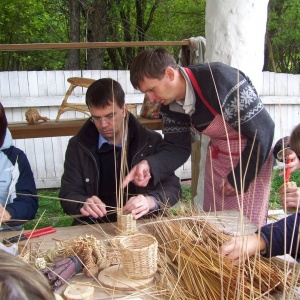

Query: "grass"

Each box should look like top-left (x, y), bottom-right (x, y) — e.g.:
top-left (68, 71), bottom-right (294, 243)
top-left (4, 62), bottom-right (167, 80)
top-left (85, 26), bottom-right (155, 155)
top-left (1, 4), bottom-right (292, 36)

top-left (23, 189), bottom-right (73, 230)
top-left (23, 169), bottom-right (300, 230)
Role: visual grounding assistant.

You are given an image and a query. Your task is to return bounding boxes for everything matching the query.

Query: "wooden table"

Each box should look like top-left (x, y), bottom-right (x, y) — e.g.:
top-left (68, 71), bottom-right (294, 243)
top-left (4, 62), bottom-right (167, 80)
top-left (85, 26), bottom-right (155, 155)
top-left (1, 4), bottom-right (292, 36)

top-left (8, 117), bottom-right (163, 140)
top-left (0, 211), bottom-right (257, 299)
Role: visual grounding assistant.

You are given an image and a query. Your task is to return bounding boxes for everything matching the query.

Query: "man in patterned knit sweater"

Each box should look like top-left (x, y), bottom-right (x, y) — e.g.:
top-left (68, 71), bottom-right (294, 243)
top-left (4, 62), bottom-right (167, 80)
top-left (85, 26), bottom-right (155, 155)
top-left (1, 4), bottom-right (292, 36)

top-left (123, 47), bottom-right (275, 227)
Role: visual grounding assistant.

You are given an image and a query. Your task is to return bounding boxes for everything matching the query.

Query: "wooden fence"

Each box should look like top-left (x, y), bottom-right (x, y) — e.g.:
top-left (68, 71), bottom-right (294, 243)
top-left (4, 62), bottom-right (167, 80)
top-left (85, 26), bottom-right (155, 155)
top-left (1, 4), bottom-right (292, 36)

top-left (1, 70), bottom-right (300, 189)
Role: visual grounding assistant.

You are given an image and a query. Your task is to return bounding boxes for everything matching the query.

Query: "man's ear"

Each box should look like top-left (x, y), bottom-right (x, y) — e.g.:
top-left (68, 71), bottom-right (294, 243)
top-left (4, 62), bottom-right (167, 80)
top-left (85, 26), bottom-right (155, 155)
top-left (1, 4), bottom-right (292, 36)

top-left (165, 67), bottom-right (175, 80)
top-left (122, 104), bottom-right (127, 117)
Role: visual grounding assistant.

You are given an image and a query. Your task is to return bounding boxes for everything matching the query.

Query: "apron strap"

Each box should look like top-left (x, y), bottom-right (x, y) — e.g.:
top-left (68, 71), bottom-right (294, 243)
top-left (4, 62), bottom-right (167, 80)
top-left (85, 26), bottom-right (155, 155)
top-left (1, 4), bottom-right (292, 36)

top-left (184, 67), bottom-right (219, 116)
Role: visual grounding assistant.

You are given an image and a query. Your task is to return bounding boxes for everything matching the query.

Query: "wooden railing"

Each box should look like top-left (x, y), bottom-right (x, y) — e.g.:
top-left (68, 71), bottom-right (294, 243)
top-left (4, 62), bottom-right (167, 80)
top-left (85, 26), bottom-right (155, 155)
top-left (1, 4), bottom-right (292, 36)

top-left (0, 41), bottom-right (189, 51)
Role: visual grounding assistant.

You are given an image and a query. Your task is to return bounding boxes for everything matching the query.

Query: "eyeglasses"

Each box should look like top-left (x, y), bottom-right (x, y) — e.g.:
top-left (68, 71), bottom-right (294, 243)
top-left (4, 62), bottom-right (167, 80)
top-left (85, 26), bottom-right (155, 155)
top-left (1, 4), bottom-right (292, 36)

top-left (90, 109), bottom-right (122, 124)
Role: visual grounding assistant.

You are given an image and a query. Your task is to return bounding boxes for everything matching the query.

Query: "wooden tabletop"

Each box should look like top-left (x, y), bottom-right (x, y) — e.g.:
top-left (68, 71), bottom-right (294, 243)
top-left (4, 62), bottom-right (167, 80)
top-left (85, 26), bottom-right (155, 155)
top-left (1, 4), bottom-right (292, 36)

top-left (0, 212), bottom-right (258, 299)
top-left (8, 117), bottom-right (163, 139)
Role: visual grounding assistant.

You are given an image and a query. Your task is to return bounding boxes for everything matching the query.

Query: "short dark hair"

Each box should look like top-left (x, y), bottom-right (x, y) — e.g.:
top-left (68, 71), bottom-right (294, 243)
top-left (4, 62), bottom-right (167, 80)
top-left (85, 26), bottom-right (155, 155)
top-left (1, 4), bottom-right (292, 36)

top-left (289, 123), bottom-right (300, 156)
top-left (130, 47), bottom-right (178, 90)
top-left (0, 102), bottom-right (8, 147)
top-left (85, 78), bottom-right (125, 109)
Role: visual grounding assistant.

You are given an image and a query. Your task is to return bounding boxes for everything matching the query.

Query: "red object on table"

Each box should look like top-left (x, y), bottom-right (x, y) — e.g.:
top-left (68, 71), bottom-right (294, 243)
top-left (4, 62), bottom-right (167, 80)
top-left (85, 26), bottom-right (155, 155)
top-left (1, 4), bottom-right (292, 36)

top-left (3, 226), bottom-right (57, 245)
top-left (24, 226), bottom-right (56, 238)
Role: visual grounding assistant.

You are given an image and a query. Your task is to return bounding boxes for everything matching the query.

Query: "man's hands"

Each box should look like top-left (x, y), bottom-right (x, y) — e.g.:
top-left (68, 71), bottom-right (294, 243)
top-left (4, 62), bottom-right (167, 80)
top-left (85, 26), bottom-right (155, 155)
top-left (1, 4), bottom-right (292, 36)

top-left (122, 160), bottom-right (151, 188)
top-left (280, 186), bottom-right (300, 209)
top-left (80, 194), bottom-right (157, 220)
top-left (219, 233), bottom-right (266, 264)
top-left (0, 204), bottom-right (11, 222)
top-left (80, 196), bottom-right (107, 218)
top-left (279, 150), bottom-right (300, 176)
top-left (219, 178), bottom-right (237, 196)
top-left (123, 195), bottom-right (156, 219)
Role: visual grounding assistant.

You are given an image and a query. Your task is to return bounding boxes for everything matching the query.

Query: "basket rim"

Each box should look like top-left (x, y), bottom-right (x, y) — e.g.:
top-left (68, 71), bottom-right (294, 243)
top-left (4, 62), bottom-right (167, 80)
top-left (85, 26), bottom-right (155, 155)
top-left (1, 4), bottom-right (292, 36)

top-left (119, 234), bottom-right (157, 250)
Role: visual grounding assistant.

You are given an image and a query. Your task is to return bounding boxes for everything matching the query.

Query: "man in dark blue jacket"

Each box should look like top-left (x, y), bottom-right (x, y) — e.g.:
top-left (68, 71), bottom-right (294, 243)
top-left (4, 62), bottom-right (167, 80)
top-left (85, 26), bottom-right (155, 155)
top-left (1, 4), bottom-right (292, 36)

top-left (59, 78), bottom-right (181, 225)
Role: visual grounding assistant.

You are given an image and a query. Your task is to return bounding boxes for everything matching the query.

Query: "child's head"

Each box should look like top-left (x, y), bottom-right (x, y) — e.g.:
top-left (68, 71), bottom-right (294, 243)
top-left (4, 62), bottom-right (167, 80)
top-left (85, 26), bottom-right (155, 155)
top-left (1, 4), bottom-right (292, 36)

top-left (0, 251), bottom-right (55, 300)
top-left (289, 124), bottom-right (300, 156)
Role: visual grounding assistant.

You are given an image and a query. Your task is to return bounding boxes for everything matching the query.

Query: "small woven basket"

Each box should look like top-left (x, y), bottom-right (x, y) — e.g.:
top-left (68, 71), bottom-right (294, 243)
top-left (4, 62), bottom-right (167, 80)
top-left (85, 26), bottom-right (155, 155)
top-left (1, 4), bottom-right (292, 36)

top-left (119, 233), bottom-right (158, 279)
top-left (116, 213), bottom-right (137, 236)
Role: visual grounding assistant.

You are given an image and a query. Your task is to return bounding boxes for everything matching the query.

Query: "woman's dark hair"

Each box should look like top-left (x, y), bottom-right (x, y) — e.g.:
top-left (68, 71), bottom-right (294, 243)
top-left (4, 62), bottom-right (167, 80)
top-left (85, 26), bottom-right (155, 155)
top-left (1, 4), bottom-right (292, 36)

top-left (86, 78), bottom-right (125, 109)
top-left (0, 103), bottom-right (8, 147)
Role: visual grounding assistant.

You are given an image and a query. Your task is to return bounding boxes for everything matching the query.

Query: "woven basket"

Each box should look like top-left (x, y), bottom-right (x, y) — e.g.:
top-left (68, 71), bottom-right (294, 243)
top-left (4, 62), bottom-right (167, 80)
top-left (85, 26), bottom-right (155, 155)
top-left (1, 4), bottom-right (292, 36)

top-left (116, 213), bottom-right (137, 236)
top-left (119, 233), bottom-right (158, 279)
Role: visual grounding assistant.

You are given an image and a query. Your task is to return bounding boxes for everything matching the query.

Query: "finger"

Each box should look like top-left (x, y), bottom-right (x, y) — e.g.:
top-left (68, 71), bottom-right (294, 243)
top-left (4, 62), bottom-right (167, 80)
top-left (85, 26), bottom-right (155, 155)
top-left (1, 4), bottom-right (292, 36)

top-left (80, 206), bottom-right (98, 218)
top-left (132, 207), bottom-right (147, 219)
top-left (87, 204), bottom-right (101, 218)
top-left (132, 203), bottom-right (149, 219)
top-left (132, 176), bottom-right (151, 187)
top-left (84, 201), bottom-right (106, 218)
top-left (122, 169), bottom-right (136, 188)
top-left (123, 197), bottom-right (142, 213)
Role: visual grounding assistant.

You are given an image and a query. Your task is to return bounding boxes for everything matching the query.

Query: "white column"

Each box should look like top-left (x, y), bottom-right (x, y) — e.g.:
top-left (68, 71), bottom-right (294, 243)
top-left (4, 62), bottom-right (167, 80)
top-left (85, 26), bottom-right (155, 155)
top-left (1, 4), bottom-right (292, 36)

top-left (205, 0), bottom-right (269, 92)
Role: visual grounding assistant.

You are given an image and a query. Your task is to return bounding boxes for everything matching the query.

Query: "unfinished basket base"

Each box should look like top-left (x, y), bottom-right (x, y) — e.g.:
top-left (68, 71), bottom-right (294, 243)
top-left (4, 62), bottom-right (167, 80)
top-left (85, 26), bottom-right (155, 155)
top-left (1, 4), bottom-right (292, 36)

top-left (98, 265), bottom-right (154, 291)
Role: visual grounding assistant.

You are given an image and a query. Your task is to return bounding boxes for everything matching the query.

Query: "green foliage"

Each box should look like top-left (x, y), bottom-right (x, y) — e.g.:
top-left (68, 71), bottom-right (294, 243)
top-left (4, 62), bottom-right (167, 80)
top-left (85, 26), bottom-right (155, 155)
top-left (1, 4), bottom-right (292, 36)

top-left (181, 185), bottom-right (193, 203)
top-left (0, 0), bottom-right (68, 70)
top-left (0, 0), bottom-right (298, 73)
top-left (267, 0), bottom-right (300, 73)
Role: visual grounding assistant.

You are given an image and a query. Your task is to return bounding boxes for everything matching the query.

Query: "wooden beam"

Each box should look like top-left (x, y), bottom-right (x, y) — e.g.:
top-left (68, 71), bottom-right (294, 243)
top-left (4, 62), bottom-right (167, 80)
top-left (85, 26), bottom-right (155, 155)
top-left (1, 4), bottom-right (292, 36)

top-left (8, 118), bottom-right (163, 139)
top-left (0, 41), bottom-right (190, 52)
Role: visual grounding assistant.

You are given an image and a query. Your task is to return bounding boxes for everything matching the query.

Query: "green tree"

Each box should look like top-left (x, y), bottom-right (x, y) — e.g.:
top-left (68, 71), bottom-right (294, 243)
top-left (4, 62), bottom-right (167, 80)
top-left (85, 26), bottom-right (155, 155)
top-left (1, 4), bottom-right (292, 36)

top-left (0, 0), bottom-right (298, 73)
top-left (0, 0), bottom-right (68, 70)
top-left (265, 0), bottom-right (300, 73)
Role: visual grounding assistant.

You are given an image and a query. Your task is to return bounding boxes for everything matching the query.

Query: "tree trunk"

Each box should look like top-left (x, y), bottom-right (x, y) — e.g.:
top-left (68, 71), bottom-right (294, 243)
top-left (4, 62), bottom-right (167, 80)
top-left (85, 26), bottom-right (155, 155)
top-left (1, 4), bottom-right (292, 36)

top-left (86, 0), bottom-right (109, 70)
top-left (68, 0), bottom-right (81, 70)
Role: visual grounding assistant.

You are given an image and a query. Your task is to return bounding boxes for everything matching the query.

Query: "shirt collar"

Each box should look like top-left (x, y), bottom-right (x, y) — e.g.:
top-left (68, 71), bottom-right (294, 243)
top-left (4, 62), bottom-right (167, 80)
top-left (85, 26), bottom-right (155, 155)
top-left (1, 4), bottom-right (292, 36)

top-left (168, 67), bottom-right (196, 115)
top-left (98, 131), bottom-right (127, 149)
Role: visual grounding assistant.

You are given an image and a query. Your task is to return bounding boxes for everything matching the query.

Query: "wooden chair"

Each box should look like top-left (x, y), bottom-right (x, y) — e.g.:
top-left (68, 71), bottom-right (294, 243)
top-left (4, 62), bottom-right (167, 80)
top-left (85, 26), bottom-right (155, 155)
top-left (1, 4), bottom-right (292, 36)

top-left (55, 77), bottom-right (96, 121)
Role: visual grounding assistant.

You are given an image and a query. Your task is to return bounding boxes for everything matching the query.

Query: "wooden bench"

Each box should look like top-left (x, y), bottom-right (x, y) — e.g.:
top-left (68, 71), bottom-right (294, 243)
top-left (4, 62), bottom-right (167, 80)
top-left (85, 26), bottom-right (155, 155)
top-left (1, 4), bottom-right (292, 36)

top-left (8, 117), bottom-right (163, 139)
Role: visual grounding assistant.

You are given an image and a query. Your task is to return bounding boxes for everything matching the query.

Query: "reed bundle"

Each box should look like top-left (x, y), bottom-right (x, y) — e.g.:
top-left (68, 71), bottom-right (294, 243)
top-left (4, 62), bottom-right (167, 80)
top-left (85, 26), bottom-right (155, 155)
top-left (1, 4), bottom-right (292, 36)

top-left (142, 213), bottom-right (298, 299)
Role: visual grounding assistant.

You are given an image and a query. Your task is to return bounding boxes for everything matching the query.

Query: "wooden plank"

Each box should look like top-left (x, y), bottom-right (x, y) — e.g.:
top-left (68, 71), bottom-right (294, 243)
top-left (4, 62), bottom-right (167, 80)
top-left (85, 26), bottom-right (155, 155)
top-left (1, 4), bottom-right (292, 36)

top-left (46, 71), bottom-right (57, 96)
top-left (8, 71), bottom-right (20, 97)
top-left (0, 41), bottom-right (190, 51)
top-left (18, 71), bottom-right (30, 97)
top-left (0, 72), bottom-right (10, 97)
top-left (28, 71), bottom-right (39, 97)
top-left (55, 70), bottom-right (66, 95)
top-left (261, 96), bottom-right (300, 104)
top-left (8, 117), bottom-right (163, 139)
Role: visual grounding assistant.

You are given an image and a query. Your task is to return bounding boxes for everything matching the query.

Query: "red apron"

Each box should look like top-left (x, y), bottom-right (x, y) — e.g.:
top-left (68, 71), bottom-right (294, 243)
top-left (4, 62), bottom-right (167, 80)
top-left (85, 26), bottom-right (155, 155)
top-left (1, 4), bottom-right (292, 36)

top-left (185, 68), bottom-right (272, 227)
